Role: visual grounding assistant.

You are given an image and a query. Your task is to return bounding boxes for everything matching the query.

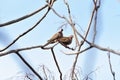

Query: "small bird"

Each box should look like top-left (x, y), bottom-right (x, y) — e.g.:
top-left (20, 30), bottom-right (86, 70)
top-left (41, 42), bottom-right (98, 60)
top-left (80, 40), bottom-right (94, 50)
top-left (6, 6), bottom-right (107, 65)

top-left (42, 29), bottom-right (63, 47)
top-left (58, 35), bottom-right (74, 50)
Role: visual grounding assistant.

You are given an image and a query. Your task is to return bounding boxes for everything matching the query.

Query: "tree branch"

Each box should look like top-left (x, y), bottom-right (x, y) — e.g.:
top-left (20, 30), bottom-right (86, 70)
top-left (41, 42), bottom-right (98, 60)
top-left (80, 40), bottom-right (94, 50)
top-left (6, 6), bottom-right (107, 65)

top-left (64, 0), bottom-right (79, 47)
top-left (0, 4), bottom-right (48, 27)
top-left (92, 0), bottom-right (101, 43)
top-left (71, 0), bottom-right (101, 79)
top-left (15, 51), bottom-right (43, 80)
top-left (107, 52), bottom-right (116, 80)
top-left (51, 48), bottom-right (62, 80)
top-left (0, 0), bottom-right (57, 52)
top-left (0, 7), bottom-right (51, 52)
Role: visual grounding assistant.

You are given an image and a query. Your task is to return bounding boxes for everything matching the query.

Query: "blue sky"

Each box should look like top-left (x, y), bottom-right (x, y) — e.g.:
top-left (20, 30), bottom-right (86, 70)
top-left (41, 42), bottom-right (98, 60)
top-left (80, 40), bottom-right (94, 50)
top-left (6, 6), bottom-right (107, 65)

top-left (0, 0), bottom-right (120, 80)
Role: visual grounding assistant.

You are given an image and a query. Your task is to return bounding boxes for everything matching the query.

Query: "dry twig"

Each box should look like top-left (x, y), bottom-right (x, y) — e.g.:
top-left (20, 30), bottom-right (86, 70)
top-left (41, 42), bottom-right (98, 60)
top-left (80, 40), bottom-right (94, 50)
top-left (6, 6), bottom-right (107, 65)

top-left (51, 48), bottom-right (62, 80)
top-left (16, 51), bottom-right (43, 80)
top-left (107, 52), bottom-right (116, 80)
top-left (71, 0), bottom-right (101, 79)
top-left (0, 5), bottom-right (51, 52)
top-left (0, 4), bottom-right (48, 27)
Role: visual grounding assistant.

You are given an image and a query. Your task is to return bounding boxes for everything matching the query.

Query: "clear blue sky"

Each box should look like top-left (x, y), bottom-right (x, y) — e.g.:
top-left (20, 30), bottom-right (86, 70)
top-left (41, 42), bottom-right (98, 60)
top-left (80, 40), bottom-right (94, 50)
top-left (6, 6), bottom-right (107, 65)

top-left (0, 0), bottom-right (120, 80)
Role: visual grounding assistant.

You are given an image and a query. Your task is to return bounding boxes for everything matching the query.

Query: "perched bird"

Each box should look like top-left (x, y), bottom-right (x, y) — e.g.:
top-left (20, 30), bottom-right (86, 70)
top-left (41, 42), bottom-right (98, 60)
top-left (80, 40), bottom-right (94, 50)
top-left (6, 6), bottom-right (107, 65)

top-left (58, 35), bottom-right (73, 50)
top-left (42, 29), bottom-right (63, 47)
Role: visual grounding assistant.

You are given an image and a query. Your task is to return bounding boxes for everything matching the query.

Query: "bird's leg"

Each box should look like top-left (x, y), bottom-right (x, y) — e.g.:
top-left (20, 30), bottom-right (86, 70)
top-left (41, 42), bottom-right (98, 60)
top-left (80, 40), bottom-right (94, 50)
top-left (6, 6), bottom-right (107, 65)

top-left (66, 46), bottom-right (74, 50)
top-left (59, 42), bottom-right (74, 50)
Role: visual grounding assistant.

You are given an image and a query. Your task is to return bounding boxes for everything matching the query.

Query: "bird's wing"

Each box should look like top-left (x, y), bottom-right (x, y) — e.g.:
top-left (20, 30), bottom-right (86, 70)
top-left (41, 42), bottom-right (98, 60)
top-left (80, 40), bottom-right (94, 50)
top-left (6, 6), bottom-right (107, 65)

top-left (58, 37), bottom-right (69, 43)
top-left (48, 33), bottom-right (59, 42)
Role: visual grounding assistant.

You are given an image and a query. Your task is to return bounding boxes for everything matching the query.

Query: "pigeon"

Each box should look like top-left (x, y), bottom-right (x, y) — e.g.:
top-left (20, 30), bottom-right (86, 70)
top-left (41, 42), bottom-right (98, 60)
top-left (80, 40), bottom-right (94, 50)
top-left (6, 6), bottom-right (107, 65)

top-left (42, 29), bottom-right (63, 47)
top-left (58, 35), bottom-right (74, 50)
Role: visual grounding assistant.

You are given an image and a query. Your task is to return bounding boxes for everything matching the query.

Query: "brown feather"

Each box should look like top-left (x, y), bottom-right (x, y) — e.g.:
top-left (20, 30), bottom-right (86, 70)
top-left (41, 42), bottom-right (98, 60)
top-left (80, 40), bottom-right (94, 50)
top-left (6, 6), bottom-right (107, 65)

top-left (58, 35), bottom-right (73, 45)
top-left (42, 29), bottom-right (63, 47)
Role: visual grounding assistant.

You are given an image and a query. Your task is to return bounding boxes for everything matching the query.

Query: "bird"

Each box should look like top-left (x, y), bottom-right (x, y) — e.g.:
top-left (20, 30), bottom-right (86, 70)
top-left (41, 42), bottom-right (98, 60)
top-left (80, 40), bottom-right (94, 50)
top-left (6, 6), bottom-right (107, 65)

top-left (42, 29), bottom-right (63, 47)
top-left (58, 35), bottom-right (74, 50)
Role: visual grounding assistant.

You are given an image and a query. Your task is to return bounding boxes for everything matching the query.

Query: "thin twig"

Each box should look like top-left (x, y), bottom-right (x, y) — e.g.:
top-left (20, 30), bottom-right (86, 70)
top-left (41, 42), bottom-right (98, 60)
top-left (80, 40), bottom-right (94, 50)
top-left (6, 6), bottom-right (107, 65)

top-left (93, 0), bottom-right (101, 43)
top-left (71, 41), bottom-right (84, 79)
top-left (0, 0), bottom-right (57, 52)
top-left (0, 4), bottom-right (48, 27)
top-left (42, 65), bottom-right (48, 80)
top-left (71, 0), bottom-right (100, 79)
top-left (38, 65), bottom-right (55, 80)
top-left (0, 43), bottom-right (58, 57)
top-left (62, 46), bottom-right (92, 55)
top-left (93, 8), bottom-right (97, 43)
top-left (51, 48), bottom-right (62, 80)
top-left (15, 51), bottom-right (43, 80)
top-left (48, 0), bottom-right (79, 47)
top-left (47, 0), bottom-right (56, 11)
top-left (64, 0), bottom-right (79, 47)
top-left (1, 37), bottom-right (120, 57)
top-left (107, 52), bottom-right (116, 80)
top-left (0, 7), bottom-right (51, 52)
top-left (83, 67), bottom-right (99, 80)
top-left (84, 0), bottom-right (97, 40)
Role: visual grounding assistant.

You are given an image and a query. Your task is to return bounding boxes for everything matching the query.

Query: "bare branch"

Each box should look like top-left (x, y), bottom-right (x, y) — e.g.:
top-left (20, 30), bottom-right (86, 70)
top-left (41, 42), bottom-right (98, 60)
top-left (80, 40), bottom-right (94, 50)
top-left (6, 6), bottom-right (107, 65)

top-left (84, 0), bottom-right (97, 40)
top-left (0, 4), bottom-right (48, 27)
top-left (0, 7), bottom-right (51, 52)
top-left (107, 52), bottom-right (116, 80)
top-left (0, 0), bottom-right (57, 52)
top-left (71, 40), bottom-right (85, 79)
top-left (15, 51), bottom-right (43, 80)
top-left (42, 65), bottom-right (48, 80)
top-left (62, 46), bottom-right (93, 55)
top-left (47, 0), bottom-right (56, 11)
top-left (92, 10), bottom-right (97, 43)
top-left (92, 0), bottom-right (101, 43)
top-left (51, 48), bottom-right (62, 80)
top-left (64, 0), bottom-right (79, 47)
top-left (71, 0), bottom-right (101, 79)
top-left (11, 71), bottom-right (34, 80)
top-left (63, 66), bottom-right (82, 80)
top-left (0, 43), bottom-right (59, 57)
top-left (47, 0), bottom-right (79, 47)
top-left (24, 72), bottom-right (34, 80)
top-left (83, 67), bottom-right (99, 80)
top-left (1, 0), bottom-right (120, 80)
top-left (38, 65), bottom-right (55, 80)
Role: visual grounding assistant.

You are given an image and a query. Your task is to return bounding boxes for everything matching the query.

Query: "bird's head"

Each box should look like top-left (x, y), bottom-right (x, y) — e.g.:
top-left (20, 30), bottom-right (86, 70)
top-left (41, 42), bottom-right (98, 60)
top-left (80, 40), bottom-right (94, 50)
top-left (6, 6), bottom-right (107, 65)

top-left (69, 35), bottom-right (73, 39)
top-left (59, 29), bottom-right (63, 33)
top-left (58, 29), bottom-right (63, 36)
